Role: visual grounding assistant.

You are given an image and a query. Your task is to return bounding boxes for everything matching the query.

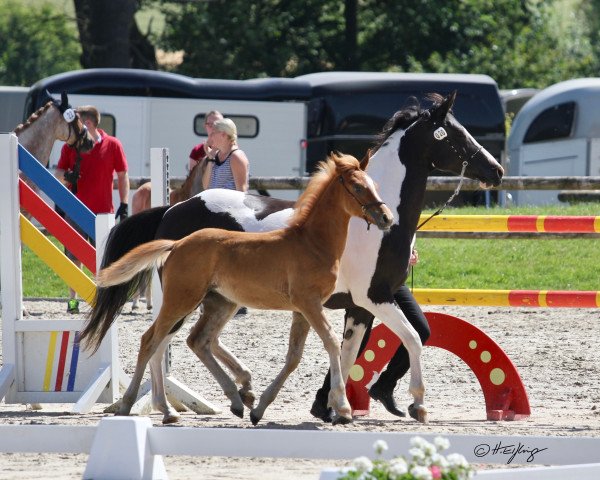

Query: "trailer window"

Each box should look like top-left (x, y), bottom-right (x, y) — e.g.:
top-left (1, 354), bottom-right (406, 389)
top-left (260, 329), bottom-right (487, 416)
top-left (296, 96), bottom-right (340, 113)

top-left (194, 114), bottom-right (258, 138)
top-left (523, 101), bottom-right (575, 143)
top-left (98, 114), bottom-right (116, 136)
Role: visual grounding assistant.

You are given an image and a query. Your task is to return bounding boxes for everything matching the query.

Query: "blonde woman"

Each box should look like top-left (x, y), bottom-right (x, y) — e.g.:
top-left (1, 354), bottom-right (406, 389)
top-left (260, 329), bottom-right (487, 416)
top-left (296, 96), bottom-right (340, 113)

top-left (202, 118), bottom-right (250, 192)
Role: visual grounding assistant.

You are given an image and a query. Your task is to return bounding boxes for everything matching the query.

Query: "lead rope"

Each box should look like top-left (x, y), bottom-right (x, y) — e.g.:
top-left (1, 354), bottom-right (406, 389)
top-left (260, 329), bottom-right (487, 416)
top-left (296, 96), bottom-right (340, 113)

top-left (415, 159), bottom-right (468, 231)
top-left (411, 159), bottom-right (468, 292)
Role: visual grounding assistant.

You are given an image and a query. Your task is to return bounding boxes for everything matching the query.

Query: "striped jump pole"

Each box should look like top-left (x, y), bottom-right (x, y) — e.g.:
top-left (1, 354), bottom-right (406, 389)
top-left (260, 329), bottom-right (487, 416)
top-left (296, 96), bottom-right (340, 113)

top-left (418, 214), bottom-right (600, 233)
top-left (413, 288), bottom-right (600, 308)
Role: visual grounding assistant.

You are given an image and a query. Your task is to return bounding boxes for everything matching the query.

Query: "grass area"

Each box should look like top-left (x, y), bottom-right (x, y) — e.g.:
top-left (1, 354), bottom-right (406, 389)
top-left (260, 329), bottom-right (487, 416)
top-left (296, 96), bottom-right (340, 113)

top-left (415, 203), bottom-right (599, 291)
top-left (20, 203), bottom-right (599, 298)
top-left (21, 235), bottom-right (93, 298)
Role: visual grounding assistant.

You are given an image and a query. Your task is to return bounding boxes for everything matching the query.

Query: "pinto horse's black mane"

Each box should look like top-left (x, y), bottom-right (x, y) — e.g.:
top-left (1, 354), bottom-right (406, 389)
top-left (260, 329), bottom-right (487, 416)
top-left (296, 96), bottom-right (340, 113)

top-left (372, 93), bottom-right (446, 154)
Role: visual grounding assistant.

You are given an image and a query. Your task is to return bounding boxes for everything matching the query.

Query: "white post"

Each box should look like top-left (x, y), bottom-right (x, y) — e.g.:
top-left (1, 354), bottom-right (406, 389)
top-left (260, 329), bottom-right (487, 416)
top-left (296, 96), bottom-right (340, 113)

top-left (145, 147), bottom-right (219, 415)
top-left (0, 133), bottom-right (21, 402)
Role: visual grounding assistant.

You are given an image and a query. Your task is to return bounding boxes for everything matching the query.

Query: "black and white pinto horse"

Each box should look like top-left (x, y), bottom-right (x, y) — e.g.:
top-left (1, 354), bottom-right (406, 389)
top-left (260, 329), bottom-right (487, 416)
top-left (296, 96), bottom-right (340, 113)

top-left (90, 92), bottom-right (504, 424)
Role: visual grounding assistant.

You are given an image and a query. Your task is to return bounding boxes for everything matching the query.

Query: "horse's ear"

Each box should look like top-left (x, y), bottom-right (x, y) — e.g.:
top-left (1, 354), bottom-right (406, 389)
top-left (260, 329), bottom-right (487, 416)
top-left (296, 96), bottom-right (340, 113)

top-left (431, 90), bottom-right (457, 122)
top-left (359, 150), bottom-right (371, 171)
top-left (60, 91), bottom-right (69, 109)
top-left (42, 89), bottom-right (56, 106)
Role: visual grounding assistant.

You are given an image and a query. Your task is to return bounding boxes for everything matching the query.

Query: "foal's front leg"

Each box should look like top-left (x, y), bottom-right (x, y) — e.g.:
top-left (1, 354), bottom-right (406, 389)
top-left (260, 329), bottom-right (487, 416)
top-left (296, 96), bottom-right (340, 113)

top-left (310, 306), bottom-right (372, 422)
top-left (250, 311), bottom-right (311, 425)
top-left (299, 303), bottom-right (352, 425)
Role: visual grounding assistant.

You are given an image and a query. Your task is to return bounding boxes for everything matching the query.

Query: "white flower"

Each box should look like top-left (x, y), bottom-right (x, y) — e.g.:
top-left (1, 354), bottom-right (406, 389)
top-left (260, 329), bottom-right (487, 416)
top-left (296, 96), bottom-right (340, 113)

top-left (422, 442), bottom-right (437, 457)
top-left (351, 456), bottom-right (373, 473)
top-left (434, 436), bottom-right (451, 452)
top-left (373, 439), bottom-right (389, 455)
top-left (447, 452), bottom-right (469, 468)
top-left (409, 447), bottom-right (426, 463)
top-left (388, 457), bottom-right (408, 478)
top-left (410, 464), bottom-right (433, 480)
top-left (430, 452), bottom-right (449, 468)
top-left (410, 436), bottom-right (430, 449)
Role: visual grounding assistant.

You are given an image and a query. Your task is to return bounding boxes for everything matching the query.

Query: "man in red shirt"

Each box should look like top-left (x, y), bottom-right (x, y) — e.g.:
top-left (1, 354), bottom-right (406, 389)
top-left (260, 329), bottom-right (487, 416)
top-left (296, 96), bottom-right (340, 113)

top-left (55, 105), bottom-right (129, 313)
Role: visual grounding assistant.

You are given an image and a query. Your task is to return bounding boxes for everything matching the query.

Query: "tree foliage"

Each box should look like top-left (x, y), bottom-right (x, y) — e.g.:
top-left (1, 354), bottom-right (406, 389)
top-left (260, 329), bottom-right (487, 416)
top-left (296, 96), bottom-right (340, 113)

top-left (74, 0), bottom-right (157, 69)
top-left (157, 0), bottom-right (599, 89)
top-left (0, 0), bottom-right (81, 86)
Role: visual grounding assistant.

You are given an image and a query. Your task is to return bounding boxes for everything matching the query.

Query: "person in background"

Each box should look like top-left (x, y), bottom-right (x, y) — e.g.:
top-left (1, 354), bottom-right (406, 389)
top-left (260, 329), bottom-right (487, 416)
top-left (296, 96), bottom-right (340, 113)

top-left (202, 118), bottom-right (250, 192)
top-left (55, 105), bottom-right (129, 314)
top-left (202, 117), bottom-right (250, 316)
top-left (188, 110), bottom-right (224, 173)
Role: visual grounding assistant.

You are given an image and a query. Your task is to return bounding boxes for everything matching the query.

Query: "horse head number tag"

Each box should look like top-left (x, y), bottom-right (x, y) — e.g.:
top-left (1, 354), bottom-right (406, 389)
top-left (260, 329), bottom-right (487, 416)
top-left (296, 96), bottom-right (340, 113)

top-left (433, 127), bottom-right (447, 140)
top-left (63, 108), bottom-right (76, 123)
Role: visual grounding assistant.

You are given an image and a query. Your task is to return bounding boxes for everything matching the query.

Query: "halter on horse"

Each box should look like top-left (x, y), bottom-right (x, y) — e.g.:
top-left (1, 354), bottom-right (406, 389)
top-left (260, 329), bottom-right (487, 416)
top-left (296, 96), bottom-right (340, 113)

top-left (84, 153), bottom-right (393, 425)
top-left (89, 91), bottom-right (503, 424)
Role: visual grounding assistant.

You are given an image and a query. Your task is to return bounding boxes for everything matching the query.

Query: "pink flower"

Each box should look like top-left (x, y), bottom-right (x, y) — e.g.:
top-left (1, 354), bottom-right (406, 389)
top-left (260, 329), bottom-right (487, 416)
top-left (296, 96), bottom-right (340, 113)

top-left (430, 465), bottom-right (442, 479)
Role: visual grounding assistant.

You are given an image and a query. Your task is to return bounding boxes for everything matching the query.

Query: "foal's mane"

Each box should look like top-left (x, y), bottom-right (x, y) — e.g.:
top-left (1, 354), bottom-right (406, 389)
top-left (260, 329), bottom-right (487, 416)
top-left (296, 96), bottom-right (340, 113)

top-left (13, 101), bottom-right (53, 134)
top-left (288, 152), bottom-right (360, 229)
top-left (371, 93), bottom-right (446, 155)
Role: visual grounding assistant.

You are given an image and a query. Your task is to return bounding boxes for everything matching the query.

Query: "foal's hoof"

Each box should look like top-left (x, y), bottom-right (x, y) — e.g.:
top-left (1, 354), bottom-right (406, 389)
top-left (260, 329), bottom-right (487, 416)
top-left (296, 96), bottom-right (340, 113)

top-left (332, 414), bottom-right (353, 426)
top-left (230, 405), bottom-right (244, 419)
top-left (162, 413), bottom-right (181, 425)
top-left (408, 403), bottom-right (429, 424)
top-left (310, 399), bottom-right (334, 423)
top-left (239, 388), bottom-right (256, 409)
top-left (368, 386), bottom-right (406, 418)
top-left (249, 409), bottom-right (262, 426)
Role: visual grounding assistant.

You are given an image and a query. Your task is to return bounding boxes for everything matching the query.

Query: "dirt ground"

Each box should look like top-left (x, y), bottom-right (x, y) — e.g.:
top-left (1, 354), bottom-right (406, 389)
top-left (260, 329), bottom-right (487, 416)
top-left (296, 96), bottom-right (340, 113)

top-left (0, 299), bottom-right (598, 479)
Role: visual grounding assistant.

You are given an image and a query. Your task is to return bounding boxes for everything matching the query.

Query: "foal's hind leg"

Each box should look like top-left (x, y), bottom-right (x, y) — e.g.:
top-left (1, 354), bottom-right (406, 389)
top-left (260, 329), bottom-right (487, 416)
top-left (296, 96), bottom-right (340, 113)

top-left (148, 327), bottom-right (188, 424)
top-left (250, 311), bottom-right (311, 425)
top-left (119, 310), bottom-right (192, 418)
top-left (212, 339), bottom-right (256, 408)
top-left (186, 295), bottom-right (245, 418)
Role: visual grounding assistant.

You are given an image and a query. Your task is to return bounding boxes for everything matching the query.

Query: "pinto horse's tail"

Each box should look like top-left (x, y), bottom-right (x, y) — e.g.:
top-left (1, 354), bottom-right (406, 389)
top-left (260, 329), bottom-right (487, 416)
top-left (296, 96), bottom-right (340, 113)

top-left (82, 206), bottom-right (169, 352)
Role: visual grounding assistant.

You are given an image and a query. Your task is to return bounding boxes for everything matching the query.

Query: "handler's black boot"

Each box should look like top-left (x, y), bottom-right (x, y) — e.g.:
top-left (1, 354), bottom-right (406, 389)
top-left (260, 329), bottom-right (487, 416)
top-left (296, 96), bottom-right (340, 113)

top-left (368, 383), bottom-right (406, 417)
top-left (310, 387), bottom-right (333, 423)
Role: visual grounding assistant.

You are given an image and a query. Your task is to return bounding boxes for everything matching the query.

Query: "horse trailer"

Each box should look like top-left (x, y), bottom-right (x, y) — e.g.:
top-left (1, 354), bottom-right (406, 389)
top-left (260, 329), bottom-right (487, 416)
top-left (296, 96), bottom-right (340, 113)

top-left (507, 78), bottom-right (600, 205)
top-left (0, 86), bottom-right (29, 133)
top-left (24, 69), bottom-right (506, 202)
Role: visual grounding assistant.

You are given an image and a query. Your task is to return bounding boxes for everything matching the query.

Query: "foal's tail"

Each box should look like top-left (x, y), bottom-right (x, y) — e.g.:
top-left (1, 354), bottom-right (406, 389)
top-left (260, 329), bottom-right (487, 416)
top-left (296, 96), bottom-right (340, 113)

top-left (81, 206), bottom-right (168, 352)
top-left (82, 238), bottom-right (175, 352)
top-left (96, 239), bottom-right (175, 288)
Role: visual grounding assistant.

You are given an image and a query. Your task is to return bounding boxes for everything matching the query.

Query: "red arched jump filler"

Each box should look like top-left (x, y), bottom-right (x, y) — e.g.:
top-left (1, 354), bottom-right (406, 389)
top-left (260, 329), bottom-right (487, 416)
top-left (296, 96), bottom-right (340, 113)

top-left (345, 311), bottom-right (531, 421)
